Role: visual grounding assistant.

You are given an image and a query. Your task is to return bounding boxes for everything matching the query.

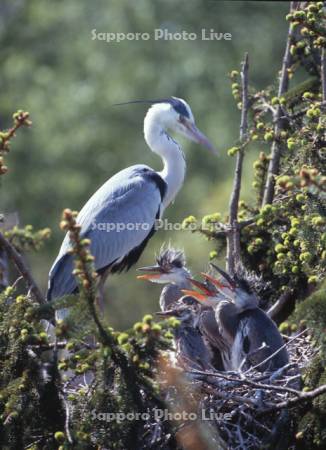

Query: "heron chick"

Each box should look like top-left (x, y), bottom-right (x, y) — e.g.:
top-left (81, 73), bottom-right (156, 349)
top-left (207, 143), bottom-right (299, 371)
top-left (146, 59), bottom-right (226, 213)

top-left (184, 266), bottom-right (289, 372)
top-left (137, 246), bottom-right (223, 371)
top-left (137, 246), bottom-right (192, 312)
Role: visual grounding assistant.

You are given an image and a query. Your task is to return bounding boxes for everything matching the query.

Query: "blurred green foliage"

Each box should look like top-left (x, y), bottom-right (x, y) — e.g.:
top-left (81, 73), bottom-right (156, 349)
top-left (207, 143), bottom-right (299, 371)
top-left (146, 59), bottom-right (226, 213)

top-left (0, 0), bottom-right (289, 327)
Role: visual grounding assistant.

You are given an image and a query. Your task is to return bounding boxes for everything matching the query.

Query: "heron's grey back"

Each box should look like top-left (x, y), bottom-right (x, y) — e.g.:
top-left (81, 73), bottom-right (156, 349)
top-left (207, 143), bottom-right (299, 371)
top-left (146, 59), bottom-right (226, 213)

top-left (47, 165), bottom-right (164, 300)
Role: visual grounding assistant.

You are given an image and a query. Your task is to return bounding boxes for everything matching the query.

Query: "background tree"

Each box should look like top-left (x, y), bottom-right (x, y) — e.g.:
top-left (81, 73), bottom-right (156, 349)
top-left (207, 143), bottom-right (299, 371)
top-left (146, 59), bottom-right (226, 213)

top-left (0, 1), bottom-right (326, 449)
top-left (0, 0), bottom-right (289, 327)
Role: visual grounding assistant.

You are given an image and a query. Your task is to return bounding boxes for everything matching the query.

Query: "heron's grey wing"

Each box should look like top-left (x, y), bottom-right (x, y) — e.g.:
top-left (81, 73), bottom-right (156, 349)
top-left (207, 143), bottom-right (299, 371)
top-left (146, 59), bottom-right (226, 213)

top-left (233, 309), bottom-right (289, 371)
top-left (199, 309), bottom-right (228, 352)
top-left (48, 165), bottom-right (164, 300)
top-left (85, 175), bottom-right (163, 273)
top-left (175, 323), bottom-right (213, 371)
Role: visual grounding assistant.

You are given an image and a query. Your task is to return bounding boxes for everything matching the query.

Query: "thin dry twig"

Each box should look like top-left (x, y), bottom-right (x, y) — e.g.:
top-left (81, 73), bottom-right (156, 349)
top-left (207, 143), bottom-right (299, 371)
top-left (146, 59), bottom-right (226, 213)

top-left (321, 47), bottom-right (326, 103)
top-left (245, 328), bottom-right (307, 375)
top-left (227, 52), bottom-right (249, 275)
top-left (189, 368), bottom-right (301, 397)
top-left (257, 383), bottom-right (326, 416)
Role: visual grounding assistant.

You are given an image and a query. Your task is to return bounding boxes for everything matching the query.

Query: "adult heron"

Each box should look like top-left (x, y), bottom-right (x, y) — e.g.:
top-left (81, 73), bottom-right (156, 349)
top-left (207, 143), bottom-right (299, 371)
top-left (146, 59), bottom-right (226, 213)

top-left (184, 266), bottom-right (289, 372)
top-left (137, 246), bottom-right (223, 371)
top-left (47, 98), bottom-right (216, 310)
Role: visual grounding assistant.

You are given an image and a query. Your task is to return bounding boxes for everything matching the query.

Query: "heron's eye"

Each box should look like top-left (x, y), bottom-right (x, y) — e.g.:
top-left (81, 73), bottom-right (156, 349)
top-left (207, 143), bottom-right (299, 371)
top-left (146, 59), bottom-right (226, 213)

top-left (179, 115), bottom-right (186, 124)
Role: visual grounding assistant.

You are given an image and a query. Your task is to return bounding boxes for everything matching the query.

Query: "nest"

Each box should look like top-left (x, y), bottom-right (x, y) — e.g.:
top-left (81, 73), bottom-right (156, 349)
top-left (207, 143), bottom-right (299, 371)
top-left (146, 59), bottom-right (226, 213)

top-left (156, 328), bottom-right (318, 450)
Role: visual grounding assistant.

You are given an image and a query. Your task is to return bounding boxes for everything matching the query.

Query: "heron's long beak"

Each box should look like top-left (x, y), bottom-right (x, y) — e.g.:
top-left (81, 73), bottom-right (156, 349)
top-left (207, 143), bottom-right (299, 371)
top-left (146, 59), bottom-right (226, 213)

top-left (182, 118), bottom-right (217, 155)
top-left (181, 277), bottom-right (216, 303)
top-left (188, 277), bottom-right (215, 295)
top-left (210, 263), bottom-right (236, 289)
top-left (200, 272), bottom-right (226, 289)
top-left (136, 264), bottom-right (164, 280)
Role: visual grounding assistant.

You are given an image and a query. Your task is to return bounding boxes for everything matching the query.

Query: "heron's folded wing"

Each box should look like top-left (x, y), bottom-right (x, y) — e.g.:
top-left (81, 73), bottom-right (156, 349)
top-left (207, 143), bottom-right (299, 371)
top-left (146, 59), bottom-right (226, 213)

top-left (84, 173), bottom-right (163, 272)
top-left (48, 165), bottom-right (164, 299)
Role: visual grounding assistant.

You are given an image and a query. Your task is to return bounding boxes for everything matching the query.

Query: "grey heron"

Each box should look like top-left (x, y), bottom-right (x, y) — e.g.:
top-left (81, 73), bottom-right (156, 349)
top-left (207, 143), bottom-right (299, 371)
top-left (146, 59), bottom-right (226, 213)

top-left (184, 267), bottom-right (289, 372)
top-left (137, 246), bottom-right (223, 371)
top-left (47, 98), bottom-right (216, 313)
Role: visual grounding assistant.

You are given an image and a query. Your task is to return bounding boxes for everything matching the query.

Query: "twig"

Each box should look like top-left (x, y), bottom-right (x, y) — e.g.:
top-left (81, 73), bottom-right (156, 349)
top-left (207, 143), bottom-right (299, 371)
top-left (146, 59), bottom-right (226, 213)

top-left (0, 230), bottom-right (45, 304)
top-left (202, 381), bottom-right (259, 407)
top-left (61, 209), bottom-right (145, 412)
top-left (0, 111), bottom-right (32, 153)
top-left (258, 383), bottom-right (326, 416)
top-left (244, 328), bottom-right (307, 375)
top-left (227, 52), bottom-right (249, 275)
top-left (29, 341), bottom-right (68, 350)
top-left (321, 47), bottom-right (326, 102)
top-left (263, 2), bottom-right (296, 206)
top-left (189, 368), bottom-right (301, 397)
top-left (0, 247), bottom-right (9, 288)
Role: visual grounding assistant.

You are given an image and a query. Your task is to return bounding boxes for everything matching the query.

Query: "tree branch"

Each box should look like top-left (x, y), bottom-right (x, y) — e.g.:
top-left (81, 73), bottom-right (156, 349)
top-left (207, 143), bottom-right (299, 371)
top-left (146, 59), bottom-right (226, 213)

top-left (189, 368), bottom-right (301, 397)
top-left (258, 384), bottom-right (326, 416)
top-left (227, 52), bottom-right (249, 276)
top-left (0, 247), bottom-right (9, 289)
top-left (267, 290), bottom-right (294, 320)
top-left (321, 47), bottom-right (326, 102)
top-left (0, 231), bottom-right (45, 304)
top-left (263, 2), bottom-right (296, 206)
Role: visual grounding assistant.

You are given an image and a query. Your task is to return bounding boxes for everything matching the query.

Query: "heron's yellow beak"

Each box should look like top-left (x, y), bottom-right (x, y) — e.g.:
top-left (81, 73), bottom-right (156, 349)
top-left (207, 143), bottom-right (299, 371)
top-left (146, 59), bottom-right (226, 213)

top-left (187, 277), bottom-right (216, 296)
top-left (136, 264), bottom-right (163, 280)
top-left (181, 289), bottom-right (208, 302)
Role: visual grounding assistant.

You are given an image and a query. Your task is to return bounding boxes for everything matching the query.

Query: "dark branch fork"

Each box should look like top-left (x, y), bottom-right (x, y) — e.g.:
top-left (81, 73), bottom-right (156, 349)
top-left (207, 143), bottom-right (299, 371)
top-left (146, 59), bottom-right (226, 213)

top-left (0, 231), bottom-right (45, 304)
top-left (227, 52), bottom-right (249, 275)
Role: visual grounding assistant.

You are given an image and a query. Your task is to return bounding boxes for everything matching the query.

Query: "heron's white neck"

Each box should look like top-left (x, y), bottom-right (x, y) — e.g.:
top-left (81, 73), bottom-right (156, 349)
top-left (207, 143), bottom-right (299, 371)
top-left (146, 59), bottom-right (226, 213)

top-left (144, 108), bottom-right (186, 209)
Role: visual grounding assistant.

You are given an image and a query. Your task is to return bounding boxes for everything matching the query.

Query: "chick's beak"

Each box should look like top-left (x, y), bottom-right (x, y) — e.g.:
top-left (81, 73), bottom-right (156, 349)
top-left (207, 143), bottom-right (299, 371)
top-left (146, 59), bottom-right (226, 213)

top-left (209, 263), bottom-right (236, 290)
top-left (181, 277), bottom-right (216, 302)
top-left (181, 289), bottom-right (208, 302)
top-left (136, 264), bottom-right (164, 280)
top-left (200, 272), bottom-right (226, 289)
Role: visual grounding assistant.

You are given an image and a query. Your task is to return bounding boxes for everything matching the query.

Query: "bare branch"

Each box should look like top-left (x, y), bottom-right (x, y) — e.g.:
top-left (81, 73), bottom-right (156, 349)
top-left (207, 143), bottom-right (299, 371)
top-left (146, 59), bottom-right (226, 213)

top-left (244, 328), bottom-right (307, 375)
top-left (0, 231), bottom-right (45, 304)
top-left (267, 290), bottom-right (294, 319)
top-left (321, 47), bottom-right (326, 102)
top-left (263, 2), bottom-right (297, 206)
top-left (189, 368), bottom-right (301, 397)
top-left (258, 384), bottom-right (326, 416)
top-left (227, 52), bottom-right (249, 275)
top-left (0, 247), bottom-right (9, 289)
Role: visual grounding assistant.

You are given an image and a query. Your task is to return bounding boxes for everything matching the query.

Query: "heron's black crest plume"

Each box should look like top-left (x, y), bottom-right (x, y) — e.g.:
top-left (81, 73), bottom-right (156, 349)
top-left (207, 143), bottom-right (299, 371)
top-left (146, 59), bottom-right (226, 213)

top-left (156, 245), bottom-right (186, 271)
top-left (114, 97), bottom-right (190, 118)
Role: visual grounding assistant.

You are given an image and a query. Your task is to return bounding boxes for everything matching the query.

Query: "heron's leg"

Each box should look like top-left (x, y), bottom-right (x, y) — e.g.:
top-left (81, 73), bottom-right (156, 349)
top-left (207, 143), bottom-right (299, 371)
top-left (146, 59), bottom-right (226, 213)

top-left (96, 271), bottom-right (110, 313)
